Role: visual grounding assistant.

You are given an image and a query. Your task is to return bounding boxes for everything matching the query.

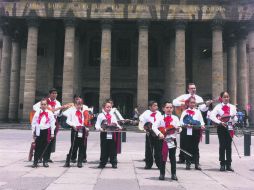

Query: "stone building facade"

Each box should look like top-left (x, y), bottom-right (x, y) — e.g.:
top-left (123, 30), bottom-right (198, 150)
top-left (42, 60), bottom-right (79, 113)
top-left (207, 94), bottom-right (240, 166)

top-left (0, 0), bottom-right (253, 124)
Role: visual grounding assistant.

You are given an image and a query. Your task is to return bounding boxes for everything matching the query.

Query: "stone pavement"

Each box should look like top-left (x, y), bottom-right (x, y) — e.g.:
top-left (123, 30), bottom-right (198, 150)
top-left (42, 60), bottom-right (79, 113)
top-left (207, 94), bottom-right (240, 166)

top-left (0, 129), bottom-right (254, 190)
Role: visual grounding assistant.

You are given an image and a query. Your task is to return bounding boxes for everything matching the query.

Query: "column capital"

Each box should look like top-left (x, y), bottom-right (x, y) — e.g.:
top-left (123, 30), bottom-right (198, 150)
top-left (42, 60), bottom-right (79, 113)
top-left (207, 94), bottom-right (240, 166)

top-left (211, 19), bottom-right (224, 30)
top-left (64, 18), bottom-right (77, 28)
top-left (26, 17), bottom-right (39, 28)
top-left (101, 19), bottom-right (113, 29)
top-left (137, 19), bottom-right (149, 30)
top-left (174, 20), bottom-right (187, 30)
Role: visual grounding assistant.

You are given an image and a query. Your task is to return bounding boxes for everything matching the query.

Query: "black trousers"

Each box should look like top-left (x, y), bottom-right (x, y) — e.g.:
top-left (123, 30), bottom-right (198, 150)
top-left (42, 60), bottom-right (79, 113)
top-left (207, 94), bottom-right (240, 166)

top-left (145, 133), bottom-right (161, 168)
top-left (217, 126), bottom-right (232, 166)
top-left (34, 129), bottom-right (51, 163)
top-left (158, 140), bottom-right (176, 176)
top-left (71, 130), bottom-right (87, 160)
top-left (100, 132), bottom-right (117, 166)
top-left (184, 129), bottom-right (200, 166)
top-left (178, 130), bottom-right (186, 161)
top-left (66, 129), bottom-right (85, 164)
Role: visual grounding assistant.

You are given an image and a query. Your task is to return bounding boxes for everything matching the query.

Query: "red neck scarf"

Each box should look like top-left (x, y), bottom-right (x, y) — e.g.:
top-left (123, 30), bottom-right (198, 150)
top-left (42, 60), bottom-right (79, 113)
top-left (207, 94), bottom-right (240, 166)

top-left (150, 112), bottom-right (156, 122)
top-left (105, 113), bottom-right (111, 124)
top-left (186, 109), bottom-right (195, 116)
top-left (222, 104), bottom-right (230, 115)
top-left (47, 98), bottom-right (56, 108)
top-left (75, 110), bottom-right (83, 125)
top-left (164, 115), bottom-right (173, 127)
top-left (38, 111), bottom-right (49, 124)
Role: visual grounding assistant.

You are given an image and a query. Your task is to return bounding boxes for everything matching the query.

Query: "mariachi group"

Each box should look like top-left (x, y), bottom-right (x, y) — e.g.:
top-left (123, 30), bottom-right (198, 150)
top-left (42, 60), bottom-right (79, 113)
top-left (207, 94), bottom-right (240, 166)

top-left (30, 83), bottom-right (239, 182)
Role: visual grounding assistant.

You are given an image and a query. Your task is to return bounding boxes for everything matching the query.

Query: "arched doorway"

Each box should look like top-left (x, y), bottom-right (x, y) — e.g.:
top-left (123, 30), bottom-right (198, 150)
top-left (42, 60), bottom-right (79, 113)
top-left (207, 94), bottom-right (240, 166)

top-left (83, 92), bottom-right (99, 113)
top-left (111, 93), bottom-right (134, 119)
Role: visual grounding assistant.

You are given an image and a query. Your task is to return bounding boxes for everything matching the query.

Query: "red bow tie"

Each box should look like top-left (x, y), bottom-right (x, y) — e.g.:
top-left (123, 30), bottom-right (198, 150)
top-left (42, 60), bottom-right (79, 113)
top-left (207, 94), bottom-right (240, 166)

top-left (150, 112), bottom-right (156, 122)
top-left (76, 110), bottom-right (82, 124)
top-left (38, 111), bottom-right (49, 124)
top-left (105, 113), bottom-right (112, 124)
top-left (222, 105), bottom-right (230, 115)
top-left (164, 115), bottom-right (173, 126)
top-left (47, 99), bottom-right (56, 108)
top-left (186, 109), bottom-right (195, 116)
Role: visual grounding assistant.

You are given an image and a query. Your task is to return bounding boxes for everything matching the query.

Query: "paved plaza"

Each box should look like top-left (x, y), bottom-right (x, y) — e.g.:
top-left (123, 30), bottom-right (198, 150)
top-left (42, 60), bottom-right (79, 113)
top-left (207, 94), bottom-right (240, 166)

top-left (0, 129), bottom-right (254, 190)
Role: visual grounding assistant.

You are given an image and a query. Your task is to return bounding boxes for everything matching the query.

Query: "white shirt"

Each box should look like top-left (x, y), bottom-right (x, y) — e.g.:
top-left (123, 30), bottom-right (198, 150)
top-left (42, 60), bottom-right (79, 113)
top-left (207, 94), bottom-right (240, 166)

top-left (139, 110), bottom-right (162, 124)
top-left (173, 94), bottom-right (208, 112)
top-left (152, 114), bottom-right (180, 137)
top-left (31, 109), bottom-right (56, 136)
top-left (210, 103), bottom-right (238, 124)
top-left (95, 110), bottom-right (121, 130)
top-left (33, 98), bottom-right (62, 117)
top-left (66, 107), bottom-right (85, 129)
top-left (180, 108), bottom-right (205, 126)
top-left (63, 104), bottom-right (90, 117)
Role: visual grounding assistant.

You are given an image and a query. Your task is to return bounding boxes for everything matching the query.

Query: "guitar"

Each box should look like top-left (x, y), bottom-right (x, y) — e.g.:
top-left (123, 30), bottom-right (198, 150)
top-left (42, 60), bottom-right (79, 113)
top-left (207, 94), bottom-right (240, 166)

top-left (174, 98), bottom-right (216, 117)
top-left (181, 115), bottom-right (202, 130)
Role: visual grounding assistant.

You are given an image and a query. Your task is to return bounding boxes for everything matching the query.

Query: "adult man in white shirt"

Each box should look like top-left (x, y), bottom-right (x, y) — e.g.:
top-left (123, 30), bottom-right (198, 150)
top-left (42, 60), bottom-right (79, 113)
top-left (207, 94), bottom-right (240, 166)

top-left (173, 83), bottom-right (211, 164)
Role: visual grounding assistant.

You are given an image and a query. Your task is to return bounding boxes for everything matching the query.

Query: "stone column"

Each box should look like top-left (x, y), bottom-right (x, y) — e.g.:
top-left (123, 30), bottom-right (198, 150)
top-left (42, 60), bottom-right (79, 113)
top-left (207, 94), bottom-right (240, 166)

top-left (137, 21), bottom-right (149, 112)
top-left (248, 24), bottom-right (254, 126)
top-left (164, 30), bottom-right (175, 101)
top-left (0, 28), bottom-right (3, 69)
top-left (22, 18), bottom-right (39, 121)
top-left (62, 19), bottom-right (76, 105)
top-left (0, 21), bottom-right (12, 121)
top-left (237, 29), bottom-right (248, 111)
top-left (211, 20), bottom-right (224, 99)
top-left (174, 21), bottom-right (186, 96)
top-left (8, 31), bottom-right (21, 121)
top-left (99, 20), bottom-right (112, 107)
top-left (227, 35), bottom-right (237, 104)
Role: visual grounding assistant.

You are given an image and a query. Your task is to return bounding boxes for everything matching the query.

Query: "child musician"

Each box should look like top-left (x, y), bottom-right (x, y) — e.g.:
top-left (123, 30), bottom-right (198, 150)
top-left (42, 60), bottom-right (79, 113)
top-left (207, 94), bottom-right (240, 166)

top-left (210, 91), bottom-right (237, 172)
top-left (139, 101), bottom-right (162, 169)
top-left (64, 99), bottom-right (86, 168)
top-left (31, 99), bottom-right (56, 168)
top-left (180, 97), bottom-right (205, 170)
top-left (95, 100), bottom-right (122, 169)
top-left (152, 102), bottom-right (180, 181)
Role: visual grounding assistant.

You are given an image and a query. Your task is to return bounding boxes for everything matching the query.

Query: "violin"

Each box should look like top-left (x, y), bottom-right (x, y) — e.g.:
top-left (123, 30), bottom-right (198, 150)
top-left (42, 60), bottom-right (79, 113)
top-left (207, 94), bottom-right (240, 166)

top-left (83, 110), bottom-right (94, 127)
top-left (101, 119), bottom-right (120, 131)
top-left (216, 114), bottom-right (231, 123)
top-left (158, 125), bottom-right (176, 136)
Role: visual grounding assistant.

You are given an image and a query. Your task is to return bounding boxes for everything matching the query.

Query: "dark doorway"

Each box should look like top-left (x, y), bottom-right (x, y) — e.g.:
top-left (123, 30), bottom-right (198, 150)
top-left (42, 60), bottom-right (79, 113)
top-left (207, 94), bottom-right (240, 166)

top-left (83, 92), bottom-right (99, 113)
top-left (111, 93), bottom-right (134, 119)
top-left (149, 93), bottom-right (162, 108)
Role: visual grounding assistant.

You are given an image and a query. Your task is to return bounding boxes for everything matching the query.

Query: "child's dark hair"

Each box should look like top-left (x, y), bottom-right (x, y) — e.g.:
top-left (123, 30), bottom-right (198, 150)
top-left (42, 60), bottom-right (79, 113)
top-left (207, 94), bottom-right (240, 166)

top-left (220, 91), bottom-right (229, 98)
top-left (162, 101), bottom-right (172, 108)
top-left (148, 100), bottom-right (157, 107)
top-left (73, 94), bottom-right (81, 100)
